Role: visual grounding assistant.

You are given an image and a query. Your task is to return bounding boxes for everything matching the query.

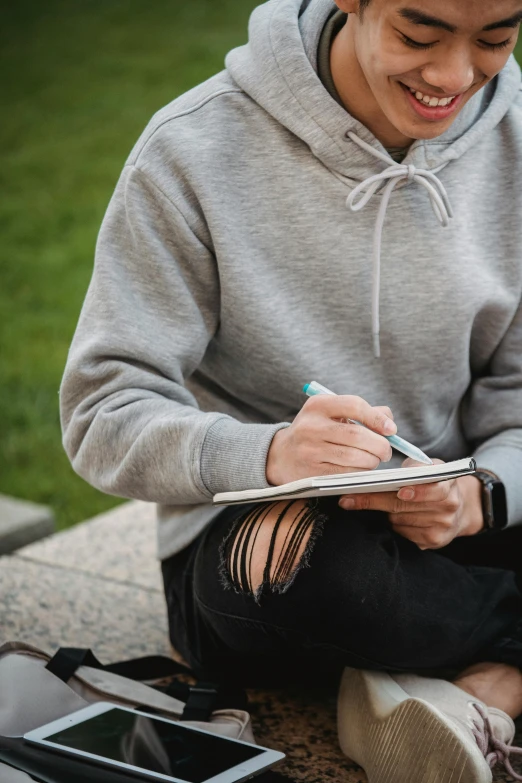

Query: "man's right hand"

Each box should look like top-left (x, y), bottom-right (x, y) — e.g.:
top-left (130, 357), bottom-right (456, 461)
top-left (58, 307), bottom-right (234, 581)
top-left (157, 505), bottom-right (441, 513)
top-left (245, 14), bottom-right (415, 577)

top-left (266, 395), bottom-right (397, 486)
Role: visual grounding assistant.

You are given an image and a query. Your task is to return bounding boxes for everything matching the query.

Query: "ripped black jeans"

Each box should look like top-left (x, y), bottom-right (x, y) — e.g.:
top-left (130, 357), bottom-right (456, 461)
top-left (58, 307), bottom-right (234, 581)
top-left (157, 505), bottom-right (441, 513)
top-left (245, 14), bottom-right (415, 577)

top-left (161, 498), bottom-right (522, 687)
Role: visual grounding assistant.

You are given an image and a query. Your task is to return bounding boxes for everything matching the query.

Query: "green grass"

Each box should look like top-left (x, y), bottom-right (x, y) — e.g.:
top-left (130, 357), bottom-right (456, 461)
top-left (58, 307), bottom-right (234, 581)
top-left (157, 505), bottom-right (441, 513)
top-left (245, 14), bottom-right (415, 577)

top-left (1, 4), bottom-right (521, 529)
top-left (0, 0), bottom-right (259, 529)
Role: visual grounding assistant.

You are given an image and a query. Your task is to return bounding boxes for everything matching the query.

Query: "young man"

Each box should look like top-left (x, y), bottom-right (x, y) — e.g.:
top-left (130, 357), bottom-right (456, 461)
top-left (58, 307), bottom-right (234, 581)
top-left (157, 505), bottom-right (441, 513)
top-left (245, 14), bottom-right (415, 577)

top-left (61, 0), bottom-right (522, 780)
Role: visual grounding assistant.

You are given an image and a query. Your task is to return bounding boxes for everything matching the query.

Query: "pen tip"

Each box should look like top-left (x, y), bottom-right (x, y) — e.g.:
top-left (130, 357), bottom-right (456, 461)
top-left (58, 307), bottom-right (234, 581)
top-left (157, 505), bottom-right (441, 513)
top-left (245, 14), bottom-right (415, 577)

top-left (302, 383), bottom-right (310, 394)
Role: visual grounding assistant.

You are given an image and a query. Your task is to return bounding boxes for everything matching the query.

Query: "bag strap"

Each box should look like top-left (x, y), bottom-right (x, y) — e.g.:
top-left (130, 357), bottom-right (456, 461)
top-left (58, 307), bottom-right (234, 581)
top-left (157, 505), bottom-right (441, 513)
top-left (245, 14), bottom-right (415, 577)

top-left (46, 647), bottom-right (193, 682)
top-left (45, 648), bottom-right (247, 720)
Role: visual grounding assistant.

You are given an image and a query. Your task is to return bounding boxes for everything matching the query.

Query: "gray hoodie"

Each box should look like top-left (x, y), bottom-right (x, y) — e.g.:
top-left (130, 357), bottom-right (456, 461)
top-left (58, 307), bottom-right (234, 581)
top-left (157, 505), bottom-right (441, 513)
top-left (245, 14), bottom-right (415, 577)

top-left (60, 0), bottom-right (522, 558)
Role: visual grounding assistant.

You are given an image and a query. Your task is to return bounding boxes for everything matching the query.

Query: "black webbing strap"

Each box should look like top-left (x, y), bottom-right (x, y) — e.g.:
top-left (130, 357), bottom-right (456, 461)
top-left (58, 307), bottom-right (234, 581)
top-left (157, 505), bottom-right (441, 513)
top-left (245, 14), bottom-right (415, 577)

top-left (45, 647), bottom-right (248, 720)
top-left (161, 678), bottom-right (249, 717)
top-left (45, 647), bottom-right (193, 683)
top-left (178, 682), bottom-right (220, 721)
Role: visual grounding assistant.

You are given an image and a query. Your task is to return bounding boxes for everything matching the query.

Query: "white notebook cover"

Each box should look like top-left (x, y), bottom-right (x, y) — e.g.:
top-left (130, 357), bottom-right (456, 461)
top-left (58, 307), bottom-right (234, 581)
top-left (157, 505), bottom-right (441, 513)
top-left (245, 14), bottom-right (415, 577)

top-left (213, 458), bottom-right (476, 506)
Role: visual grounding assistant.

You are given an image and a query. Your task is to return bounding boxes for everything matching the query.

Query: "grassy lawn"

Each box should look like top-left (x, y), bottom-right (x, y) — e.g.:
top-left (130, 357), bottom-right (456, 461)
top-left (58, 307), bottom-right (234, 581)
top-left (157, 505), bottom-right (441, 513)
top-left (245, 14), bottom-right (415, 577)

top-left (1, 3), bottom-right (522, 530)
top-left (0, 0), bottom-right (259, 529)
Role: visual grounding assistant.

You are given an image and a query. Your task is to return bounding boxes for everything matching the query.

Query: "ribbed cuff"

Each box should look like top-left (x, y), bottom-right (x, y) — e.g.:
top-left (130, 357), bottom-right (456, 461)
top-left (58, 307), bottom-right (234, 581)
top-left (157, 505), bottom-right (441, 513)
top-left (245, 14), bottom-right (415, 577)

top-left (473, 444), bottom-right (522, 527)
top-left (199, 417), bottom-right (291, 496)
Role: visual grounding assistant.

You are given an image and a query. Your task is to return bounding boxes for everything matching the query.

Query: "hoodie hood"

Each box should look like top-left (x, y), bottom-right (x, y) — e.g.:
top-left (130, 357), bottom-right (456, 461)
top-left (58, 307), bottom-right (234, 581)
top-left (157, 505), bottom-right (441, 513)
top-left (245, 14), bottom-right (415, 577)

top-left (226, 0), bottom-right (522, 181)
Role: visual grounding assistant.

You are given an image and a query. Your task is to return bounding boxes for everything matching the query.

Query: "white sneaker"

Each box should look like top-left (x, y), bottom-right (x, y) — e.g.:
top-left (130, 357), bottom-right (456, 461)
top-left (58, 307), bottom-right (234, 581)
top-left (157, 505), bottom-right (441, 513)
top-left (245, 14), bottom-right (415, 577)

top-left (338, 668), bottom-right (522, 783)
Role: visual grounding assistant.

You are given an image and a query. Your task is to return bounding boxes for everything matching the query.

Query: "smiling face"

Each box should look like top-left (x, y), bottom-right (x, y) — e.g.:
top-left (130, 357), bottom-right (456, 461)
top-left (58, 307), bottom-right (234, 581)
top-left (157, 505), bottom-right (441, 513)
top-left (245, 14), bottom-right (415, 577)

top-left (333, 0), bottom-right (522, 144)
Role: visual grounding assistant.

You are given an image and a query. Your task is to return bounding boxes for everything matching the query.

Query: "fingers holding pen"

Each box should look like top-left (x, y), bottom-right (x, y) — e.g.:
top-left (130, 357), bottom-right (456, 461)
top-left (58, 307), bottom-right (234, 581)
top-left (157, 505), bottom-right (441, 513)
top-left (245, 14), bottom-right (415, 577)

top-left (306, 394), bottom-right (397, 436)
top-left (289, 421), bottom-right (389, 474)
top-left (266, 393), bottom-right (396, 486)
top-left (318, 445), bottom-right (382, 472)
top-left (324, 420), bottom-right (393, 464)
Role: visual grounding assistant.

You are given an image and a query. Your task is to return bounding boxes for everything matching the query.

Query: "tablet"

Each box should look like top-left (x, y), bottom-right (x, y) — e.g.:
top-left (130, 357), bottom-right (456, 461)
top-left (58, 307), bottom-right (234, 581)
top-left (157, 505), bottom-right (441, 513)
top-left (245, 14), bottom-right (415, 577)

top-left (24, 702), bottom-right (285, 783)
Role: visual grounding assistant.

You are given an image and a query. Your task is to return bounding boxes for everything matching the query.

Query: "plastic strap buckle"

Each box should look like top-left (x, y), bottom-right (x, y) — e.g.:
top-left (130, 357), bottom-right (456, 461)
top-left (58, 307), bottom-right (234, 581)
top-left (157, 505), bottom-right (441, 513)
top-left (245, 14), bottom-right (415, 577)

top-left (181, 683), bottom-right (220, 721)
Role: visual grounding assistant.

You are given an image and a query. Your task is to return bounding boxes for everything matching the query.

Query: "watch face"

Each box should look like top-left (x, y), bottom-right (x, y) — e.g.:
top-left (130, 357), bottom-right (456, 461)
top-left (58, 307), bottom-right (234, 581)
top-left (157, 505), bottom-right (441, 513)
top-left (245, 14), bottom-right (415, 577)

top-left (477, 472), bottom-right (508, 531)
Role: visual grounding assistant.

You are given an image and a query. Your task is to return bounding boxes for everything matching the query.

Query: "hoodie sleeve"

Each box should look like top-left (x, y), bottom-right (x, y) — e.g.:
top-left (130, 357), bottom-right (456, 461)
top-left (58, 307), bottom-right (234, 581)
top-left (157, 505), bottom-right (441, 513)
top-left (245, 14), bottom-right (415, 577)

top-left (60, 165), bottom-right (287, 505)
top-left (461, 298), bottom-right (522, 527)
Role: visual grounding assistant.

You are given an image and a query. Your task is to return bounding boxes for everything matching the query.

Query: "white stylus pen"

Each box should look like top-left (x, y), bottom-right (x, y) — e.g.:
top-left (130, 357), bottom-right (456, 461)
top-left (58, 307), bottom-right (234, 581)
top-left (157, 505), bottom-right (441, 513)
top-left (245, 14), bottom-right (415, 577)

top-left (303, 381), bottom-right (433, 466)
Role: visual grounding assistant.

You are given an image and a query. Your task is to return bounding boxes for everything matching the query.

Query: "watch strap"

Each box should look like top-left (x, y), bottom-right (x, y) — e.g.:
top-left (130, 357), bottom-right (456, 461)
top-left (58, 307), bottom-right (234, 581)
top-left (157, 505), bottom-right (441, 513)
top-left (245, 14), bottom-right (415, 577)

top-left (475, 469), bottom-right (508, 532)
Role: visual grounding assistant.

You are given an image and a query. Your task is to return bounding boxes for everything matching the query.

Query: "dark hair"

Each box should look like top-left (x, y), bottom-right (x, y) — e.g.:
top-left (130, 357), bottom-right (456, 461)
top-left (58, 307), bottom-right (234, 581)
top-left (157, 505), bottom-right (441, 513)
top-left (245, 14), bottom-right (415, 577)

top-left (359, 0), bottom-right (371, 12)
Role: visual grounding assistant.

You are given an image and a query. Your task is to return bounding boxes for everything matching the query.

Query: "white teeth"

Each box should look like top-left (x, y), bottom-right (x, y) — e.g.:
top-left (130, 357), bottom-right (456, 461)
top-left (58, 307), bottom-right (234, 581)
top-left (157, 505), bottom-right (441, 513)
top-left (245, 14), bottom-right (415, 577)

top-left (407, 87), bottom-right (456, 108)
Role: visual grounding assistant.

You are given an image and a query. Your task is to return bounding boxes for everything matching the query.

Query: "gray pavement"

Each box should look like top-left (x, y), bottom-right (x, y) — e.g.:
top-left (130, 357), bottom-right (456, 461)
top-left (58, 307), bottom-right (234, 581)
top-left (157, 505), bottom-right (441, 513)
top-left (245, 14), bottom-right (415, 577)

top-left (0, 501), bottom-right (169, 661)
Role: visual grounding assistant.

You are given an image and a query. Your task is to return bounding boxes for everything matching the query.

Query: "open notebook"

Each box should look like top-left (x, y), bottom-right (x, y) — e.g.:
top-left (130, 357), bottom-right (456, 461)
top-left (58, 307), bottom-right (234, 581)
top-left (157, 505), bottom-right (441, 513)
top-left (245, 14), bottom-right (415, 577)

top-left (213, 458), bottom-right (476, 506)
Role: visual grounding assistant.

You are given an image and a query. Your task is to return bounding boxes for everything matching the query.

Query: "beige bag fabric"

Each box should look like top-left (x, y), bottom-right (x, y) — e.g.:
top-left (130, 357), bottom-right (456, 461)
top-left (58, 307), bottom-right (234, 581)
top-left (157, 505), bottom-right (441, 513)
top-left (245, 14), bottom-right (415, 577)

top-left (0, 641), bottom-right (255, 743)
top-left (0, 762), bottom-right (33, 782)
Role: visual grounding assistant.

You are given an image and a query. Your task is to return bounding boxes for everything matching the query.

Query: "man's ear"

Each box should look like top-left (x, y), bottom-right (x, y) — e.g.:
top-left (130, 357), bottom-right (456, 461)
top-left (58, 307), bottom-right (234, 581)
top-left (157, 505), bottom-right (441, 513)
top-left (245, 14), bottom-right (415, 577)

top-left (333, 0), bottom-right (360, 13)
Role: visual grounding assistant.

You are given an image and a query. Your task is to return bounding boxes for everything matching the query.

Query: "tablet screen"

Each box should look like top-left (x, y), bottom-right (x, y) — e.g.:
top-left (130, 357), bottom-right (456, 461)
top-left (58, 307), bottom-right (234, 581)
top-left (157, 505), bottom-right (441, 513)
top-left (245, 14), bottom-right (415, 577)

top-left (43, 707), bottom-right (265, 783)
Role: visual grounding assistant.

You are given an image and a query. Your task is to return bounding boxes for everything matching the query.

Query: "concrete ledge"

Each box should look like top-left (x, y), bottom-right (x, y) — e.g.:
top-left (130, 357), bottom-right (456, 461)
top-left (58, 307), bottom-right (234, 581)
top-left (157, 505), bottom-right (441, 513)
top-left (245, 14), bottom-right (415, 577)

top-left (0, 555), bottom-right (170, 661)
top-left (0, 494), bottom-right (55, 555)
top-left (17, 500), bottom-right (160, 590)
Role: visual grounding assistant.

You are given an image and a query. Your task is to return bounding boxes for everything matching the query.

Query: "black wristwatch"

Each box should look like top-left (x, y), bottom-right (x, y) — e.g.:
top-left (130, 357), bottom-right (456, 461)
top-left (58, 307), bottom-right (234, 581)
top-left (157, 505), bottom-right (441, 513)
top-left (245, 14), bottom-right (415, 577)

top-left (475, 469), bottom-right (508, 532)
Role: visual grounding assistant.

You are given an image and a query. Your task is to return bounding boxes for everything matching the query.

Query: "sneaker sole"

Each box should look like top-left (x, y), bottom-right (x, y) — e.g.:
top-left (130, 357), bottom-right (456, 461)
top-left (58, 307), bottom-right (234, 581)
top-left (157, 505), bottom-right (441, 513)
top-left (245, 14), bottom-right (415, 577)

top-left (338, 668), bottom-right (492, 783)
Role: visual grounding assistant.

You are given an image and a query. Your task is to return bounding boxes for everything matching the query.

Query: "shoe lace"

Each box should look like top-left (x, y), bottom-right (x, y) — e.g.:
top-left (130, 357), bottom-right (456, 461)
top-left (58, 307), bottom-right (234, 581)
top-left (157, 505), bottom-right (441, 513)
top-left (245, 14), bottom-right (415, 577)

top-left (471, 702), bottom-right (522, 780)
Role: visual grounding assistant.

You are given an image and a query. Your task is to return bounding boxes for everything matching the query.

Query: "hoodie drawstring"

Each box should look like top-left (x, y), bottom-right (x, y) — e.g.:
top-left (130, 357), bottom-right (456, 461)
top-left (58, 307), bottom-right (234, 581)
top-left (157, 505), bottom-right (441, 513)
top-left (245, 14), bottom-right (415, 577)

top-left (345, 132), bottom-right (454, 358)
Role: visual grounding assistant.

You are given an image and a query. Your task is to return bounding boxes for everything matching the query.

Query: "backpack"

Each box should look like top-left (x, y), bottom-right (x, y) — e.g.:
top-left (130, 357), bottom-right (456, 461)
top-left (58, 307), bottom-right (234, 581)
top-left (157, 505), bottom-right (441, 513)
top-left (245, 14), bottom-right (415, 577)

top-left (0, 641), bottom-right (290, 783)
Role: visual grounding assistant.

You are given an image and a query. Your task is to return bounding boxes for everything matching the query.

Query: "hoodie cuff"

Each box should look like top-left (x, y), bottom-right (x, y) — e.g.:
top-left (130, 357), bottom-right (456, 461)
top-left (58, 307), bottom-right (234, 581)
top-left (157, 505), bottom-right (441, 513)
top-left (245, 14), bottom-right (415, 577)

top-left (473, 444), bottom-right (522, 527)
top-left (199, 417), bottom-right (291, 496)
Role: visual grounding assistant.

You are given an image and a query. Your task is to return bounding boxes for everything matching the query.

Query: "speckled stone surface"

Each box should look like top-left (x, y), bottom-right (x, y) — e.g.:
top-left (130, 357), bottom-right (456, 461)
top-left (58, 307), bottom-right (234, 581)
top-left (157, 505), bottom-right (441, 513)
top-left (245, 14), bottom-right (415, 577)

top-left (2, 502), bottom-right (522, 782)
top-left (0, 556), bottom-right (170, 661)
top-left (249, 686), bottom-right (364, 782)
top-left (16, 501), bottom-right (160, 591)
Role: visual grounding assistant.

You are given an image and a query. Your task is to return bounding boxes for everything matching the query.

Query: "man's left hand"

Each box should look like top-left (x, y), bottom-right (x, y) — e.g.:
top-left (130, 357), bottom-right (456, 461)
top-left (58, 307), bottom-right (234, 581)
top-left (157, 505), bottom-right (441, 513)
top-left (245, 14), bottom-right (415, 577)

top-left (338, 459), bottom-right (484, 550)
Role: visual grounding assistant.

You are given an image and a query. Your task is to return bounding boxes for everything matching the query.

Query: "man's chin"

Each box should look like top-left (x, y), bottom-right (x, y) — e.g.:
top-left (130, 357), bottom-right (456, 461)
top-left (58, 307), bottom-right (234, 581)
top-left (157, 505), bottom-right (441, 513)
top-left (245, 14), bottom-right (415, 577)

top-left (386, 113), bottom-right (458, 144)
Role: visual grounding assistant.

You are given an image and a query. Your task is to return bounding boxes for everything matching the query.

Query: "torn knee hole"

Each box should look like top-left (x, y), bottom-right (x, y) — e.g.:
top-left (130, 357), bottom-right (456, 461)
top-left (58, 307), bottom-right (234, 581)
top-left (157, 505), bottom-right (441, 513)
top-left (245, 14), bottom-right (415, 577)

top-left (220, 500), bottom-right (324, 599)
